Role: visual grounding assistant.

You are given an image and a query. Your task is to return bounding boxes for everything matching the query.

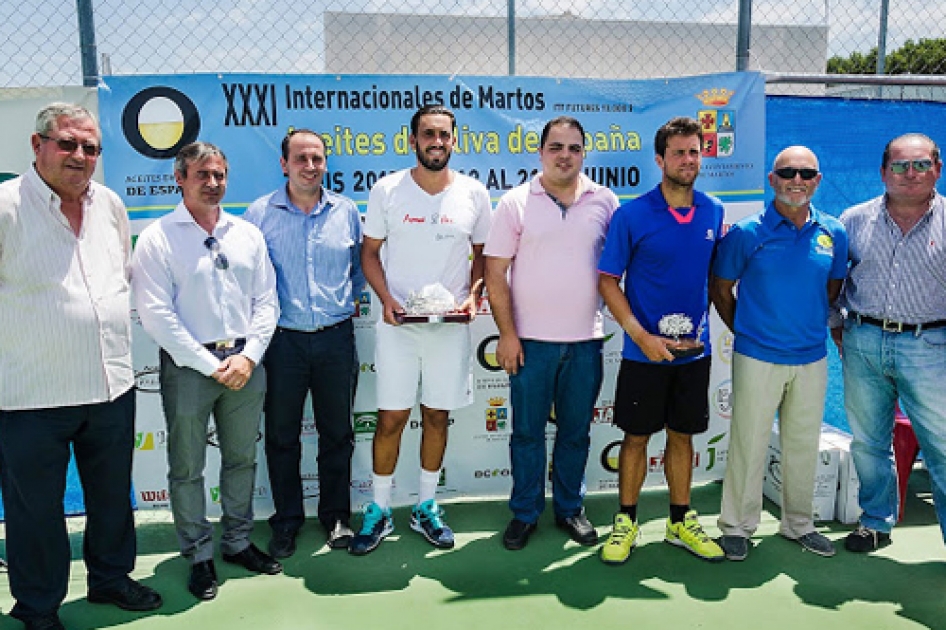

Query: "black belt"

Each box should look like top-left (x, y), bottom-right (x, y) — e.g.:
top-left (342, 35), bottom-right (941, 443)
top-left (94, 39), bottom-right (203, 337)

top-left (203, 338), bottom-right (246, 351)
top-left (277, 318), bottom-right (351, 335)
top-left (849, 312), bottom-right (946, 333)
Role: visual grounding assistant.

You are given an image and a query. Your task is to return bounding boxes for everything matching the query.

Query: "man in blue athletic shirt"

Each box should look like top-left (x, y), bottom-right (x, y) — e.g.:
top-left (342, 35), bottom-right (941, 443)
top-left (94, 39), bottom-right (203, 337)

top-left (598, 117), bottom-right (725, 565)
top-left (711, 146), bottom-right (848, 561)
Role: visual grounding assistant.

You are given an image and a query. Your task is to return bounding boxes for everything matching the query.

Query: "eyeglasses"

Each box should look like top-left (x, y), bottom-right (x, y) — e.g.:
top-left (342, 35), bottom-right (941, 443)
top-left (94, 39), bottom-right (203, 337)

top-left (38, 134), bottom-right (103, 157)
top-left (888, 159), bottom-right (934, 174)
top-left (203, 236), bottom-right (229, 270)
top-left (773, 167), bottom-right (819, 181)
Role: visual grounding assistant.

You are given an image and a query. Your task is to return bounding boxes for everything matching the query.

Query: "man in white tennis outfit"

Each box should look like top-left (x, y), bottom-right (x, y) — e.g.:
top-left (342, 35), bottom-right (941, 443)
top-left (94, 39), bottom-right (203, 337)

top-left (350, 105), bottom-right (492, 556)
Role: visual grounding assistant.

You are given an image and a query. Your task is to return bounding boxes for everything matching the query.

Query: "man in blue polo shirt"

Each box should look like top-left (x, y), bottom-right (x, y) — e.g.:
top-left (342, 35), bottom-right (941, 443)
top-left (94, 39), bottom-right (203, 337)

top-left (710, 145), bottom-right (848, 561)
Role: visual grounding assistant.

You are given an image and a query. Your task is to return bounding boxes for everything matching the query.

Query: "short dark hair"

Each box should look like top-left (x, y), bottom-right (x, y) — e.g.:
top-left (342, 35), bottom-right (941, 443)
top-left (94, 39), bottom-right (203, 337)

top-left (174, 141), bottom-right (227, 178)
top-left (539, 116), bottom-right (585, 148)
top-left (410, 105), bottom-right (455, 136)
top-left (281, 128), bottom-right (322, 161)
top-left (882, 133), bottom-right (941, 168)
top-left (654, 117), bottom-right (703, 157)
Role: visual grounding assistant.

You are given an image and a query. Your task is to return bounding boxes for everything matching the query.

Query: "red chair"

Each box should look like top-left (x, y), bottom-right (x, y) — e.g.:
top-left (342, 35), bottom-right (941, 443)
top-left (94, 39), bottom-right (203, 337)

top-left (893, 402), bottom-right (921, 522)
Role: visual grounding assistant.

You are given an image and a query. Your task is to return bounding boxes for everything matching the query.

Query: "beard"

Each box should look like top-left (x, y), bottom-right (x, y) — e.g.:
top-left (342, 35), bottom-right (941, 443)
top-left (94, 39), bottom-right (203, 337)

top-left (665, 169), bottom-right (698, 189)
top-left (417, 147), bottom-right (451, 172)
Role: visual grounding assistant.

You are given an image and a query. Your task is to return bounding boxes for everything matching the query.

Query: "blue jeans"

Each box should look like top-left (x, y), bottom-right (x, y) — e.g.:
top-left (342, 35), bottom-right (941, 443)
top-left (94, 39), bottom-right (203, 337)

top-left (508, 339), bottom-right (603, 523)
top-left (842, 319), bottom-right (946, 541)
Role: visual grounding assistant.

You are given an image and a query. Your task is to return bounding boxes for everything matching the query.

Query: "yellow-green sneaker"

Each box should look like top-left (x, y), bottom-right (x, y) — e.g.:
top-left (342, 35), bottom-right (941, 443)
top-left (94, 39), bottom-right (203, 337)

top-left (600, 513), bottom-right (640, 565)
top-left (665, 510), bottom-right (724, 562)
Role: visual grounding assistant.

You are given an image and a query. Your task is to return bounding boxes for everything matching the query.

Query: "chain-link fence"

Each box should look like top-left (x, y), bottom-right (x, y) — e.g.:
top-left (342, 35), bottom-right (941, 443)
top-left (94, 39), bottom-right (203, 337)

top-left (3, 0), bottom-right (945, 95)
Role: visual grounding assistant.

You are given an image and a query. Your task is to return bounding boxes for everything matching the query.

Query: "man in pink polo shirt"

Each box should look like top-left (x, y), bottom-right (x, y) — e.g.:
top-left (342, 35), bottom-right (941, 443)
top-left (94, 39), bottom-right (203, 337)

top-left (484, 116), bottom-right (619, 550)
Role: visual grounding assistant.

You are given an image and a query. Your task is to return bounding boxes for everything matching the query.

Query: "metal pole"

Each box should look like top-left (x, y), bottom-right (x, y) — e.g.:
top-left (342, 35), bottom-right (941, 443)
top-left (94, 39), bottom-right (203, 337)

top-left (76, 0), bottom-right (99, 87)
top-left (736, 0), bottom-right (752, 71)
top-left (876, 0), bottom-right (890, 74)
top-left (507, 0), bottom-right (516, 76)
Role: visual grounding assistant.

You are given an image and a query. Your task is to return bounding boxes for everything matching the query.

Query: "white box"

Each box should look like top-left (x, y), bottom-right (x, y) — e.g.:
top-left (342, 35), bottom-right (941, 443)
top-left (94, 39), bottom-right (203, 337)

top-left (762, 422), bottom-right (839, 522)
top-left (820, 425), bottom-right (861, 524)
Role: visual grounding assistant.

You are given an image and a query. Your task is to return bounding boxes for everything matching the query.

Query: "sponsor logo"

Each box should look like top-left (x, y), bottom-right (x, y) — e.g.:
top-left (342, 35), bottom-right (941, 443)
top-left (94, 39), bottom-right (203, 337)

top-left (301, 416), bottom-right (316, 438)
top-left (354, 412), bottom-right (378, 434)
top-left (355, 291), bottom-right (372, 318)
top-left (705, 433), bottom-right (727, 471)
top-left (695, 89), bottom-right (735, 158)
top-left (767, 453), bottom-right (782, 487)
top-left (410, 416), bottom-right (455, 429)
top-left (135, 430), bottom-right (166, 450)
top-left (476, 335), bottom-right (502, 372)
top-left (403, 214), bottom-right (426, 223)
top-left (712, 379), bottom-right (733, 419)
top-left (134, 366), bottom-right (160, 393)
top-left (139, 489), bottom-right (169, 502)
top-left (592, 405), bottom-right (614, 425)
top-left (600, 440), bottom-right (622, 473)
top-left (815, 233), bottom-right (834, 256)
top-left (474, 468), bottom-right (510, 478)
top-left (486, 396), bottom-right (508, 432)
top-left (439, 468), bottom-right (447, 487)
top-left (648, 450), bottom-right (701, 473)
top-left (715, 332), bottom-right (734, 364)
top-left (359, 362), bottom-right (376, 373)
top-left (122, 86), bottom-right (201, 159)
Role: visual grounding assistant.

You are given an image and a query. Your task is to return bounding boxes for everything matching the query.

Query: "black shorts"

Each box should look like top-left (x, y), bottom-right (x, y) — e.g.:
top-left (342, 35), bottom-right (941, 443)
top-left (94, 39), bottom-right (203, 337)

top-left (612, 357), bottom-right (711, 436)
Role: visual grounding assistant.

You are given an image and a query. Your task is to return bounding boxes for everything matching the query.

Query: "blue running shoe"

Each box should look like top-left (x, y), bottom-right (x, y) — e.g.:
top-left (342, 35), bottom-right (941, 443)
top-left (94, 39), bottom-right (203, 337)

top-left (410, 499), bottom-right (455, 549)
top-left (348, 502), bottom-right (393, 556)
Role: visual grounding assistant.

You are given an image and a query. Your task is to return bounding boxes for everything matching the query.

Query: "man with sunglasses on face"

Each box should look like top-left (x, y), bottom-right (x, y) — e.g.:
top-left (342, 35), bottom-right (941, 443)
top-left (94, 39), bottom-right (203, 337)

top-left (132, 141), bottom-right (281, 601)
top-left (710, 146), bottom-right (848, 561)
top-left (831, 133), bottom-right (946, 554)
top-left (0, 103), bottom-right (162, 630)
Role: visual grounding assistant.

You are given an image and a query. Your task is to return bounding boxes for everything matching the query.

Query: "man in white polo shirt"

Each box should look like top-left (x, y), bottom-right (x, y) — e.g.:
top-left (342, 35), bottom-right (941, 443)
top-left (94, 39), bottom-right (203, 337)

top-left (485, 116), bottom-right (618, 550)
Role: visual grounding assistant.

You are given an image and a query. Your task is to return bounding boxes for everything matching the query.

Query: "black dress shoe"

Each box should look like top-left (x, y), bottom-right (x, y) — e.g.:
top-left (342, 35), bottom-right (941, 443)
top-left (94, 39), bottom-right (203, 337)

top-left (188, 560), bottom-right (218, 601)
top-left (222, 543), bottom-right (283, 575)
top-left (327, 521), bottom-right (354, 550)
top-left (503, 518), bottom-right (537, 550)
top-left (556, 511), bottom-right (598, 546)
top-left (88, 576), bottom-right (163, 611)
top-left (269, 529), bottom-right (298, 559)
top-left (22, 614), bottom-right (65, 630)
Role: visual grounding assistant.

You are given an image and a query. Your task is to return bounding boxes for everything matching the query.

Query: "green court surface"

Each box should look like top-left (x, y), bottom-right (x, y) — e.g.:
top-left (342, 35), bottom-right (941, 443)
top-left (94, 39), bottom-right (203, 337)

top-left (1, 474), bottom-right (943, 630)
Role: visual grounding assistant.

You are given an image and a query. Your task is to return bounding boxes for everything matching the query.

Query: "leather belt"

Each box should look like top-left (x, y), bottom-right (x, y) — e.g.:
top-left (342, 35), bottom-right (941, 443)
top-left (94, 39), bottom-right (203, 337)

top-left (849, 312), bottom-right (946, 334)
top-left (277, 318), bottom-right (351, 334)
top-left (203, 338), bottom-right (246, 351)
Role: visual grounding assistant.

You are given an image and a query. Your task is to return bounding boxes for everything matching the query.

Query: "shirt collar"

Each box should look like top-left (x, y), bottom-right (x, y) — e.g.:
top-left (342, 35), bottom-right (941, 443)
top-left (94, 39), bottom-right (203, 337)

top-left (170, 201), bottom-right (235, 232)
top-left (272, 183), bottom-right (334, 215)
top-left (762, 201), bottom-right (824, 229)
top-left (26, 164), bottom-right (94, 204)
top-left (529, 172), bottom-right (598, 199)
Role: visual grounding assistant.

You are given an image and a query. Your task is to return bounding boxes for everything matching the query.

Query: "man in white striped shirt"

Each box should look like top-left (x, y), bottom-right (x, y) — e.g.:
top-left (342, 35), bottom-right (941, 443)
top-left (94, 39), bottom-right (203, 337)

top-left (0, 103), bottom-right (162, 630)
top-left (832, 133), bottom-right (946, 553)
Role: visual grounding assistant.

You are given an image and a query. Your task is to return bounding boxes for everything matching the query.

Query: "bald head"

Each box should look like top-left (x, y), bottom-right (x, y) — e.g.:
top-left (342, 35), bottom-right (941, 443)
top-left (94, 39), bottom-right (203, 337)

top-left (769, 145), bottom-right (822, 213)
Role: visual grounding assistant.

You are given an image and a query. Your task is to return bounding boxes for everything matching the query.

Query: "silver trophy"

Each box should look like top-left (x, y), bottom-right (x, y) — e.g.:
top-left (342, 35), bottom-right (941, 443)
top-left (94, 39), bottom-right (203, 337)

top-left (658, 313), bottom-right (705, 359)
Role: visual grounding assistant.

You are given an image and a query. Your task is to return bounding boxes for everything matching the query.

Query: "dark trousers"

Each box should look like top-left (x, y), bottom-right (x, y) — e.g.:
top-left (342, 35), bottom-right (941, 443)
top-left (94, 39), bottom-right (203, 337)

top-left (0, 389), bottom-right (136, 621)
top-left (264, 321), bottom-right (357, 533)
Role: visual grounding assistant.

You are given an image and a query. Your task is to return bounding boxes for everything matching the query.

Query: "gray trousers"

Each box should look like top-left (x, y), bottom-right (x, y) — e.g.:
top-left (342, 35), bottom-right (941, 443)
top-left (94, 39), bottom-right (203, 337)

top-left (718, 352), bottom-right (827, 539)
top-left (159, 350), bottom-right (265, 563)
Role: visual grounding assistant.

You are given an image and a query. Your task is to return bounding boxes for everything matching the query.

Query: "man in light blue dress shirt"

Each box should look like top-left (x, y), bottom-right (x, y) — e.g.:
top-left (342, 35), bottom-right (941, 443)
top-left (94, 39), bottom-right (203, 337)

top-left (245, 129), bottom-right (365, 557)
